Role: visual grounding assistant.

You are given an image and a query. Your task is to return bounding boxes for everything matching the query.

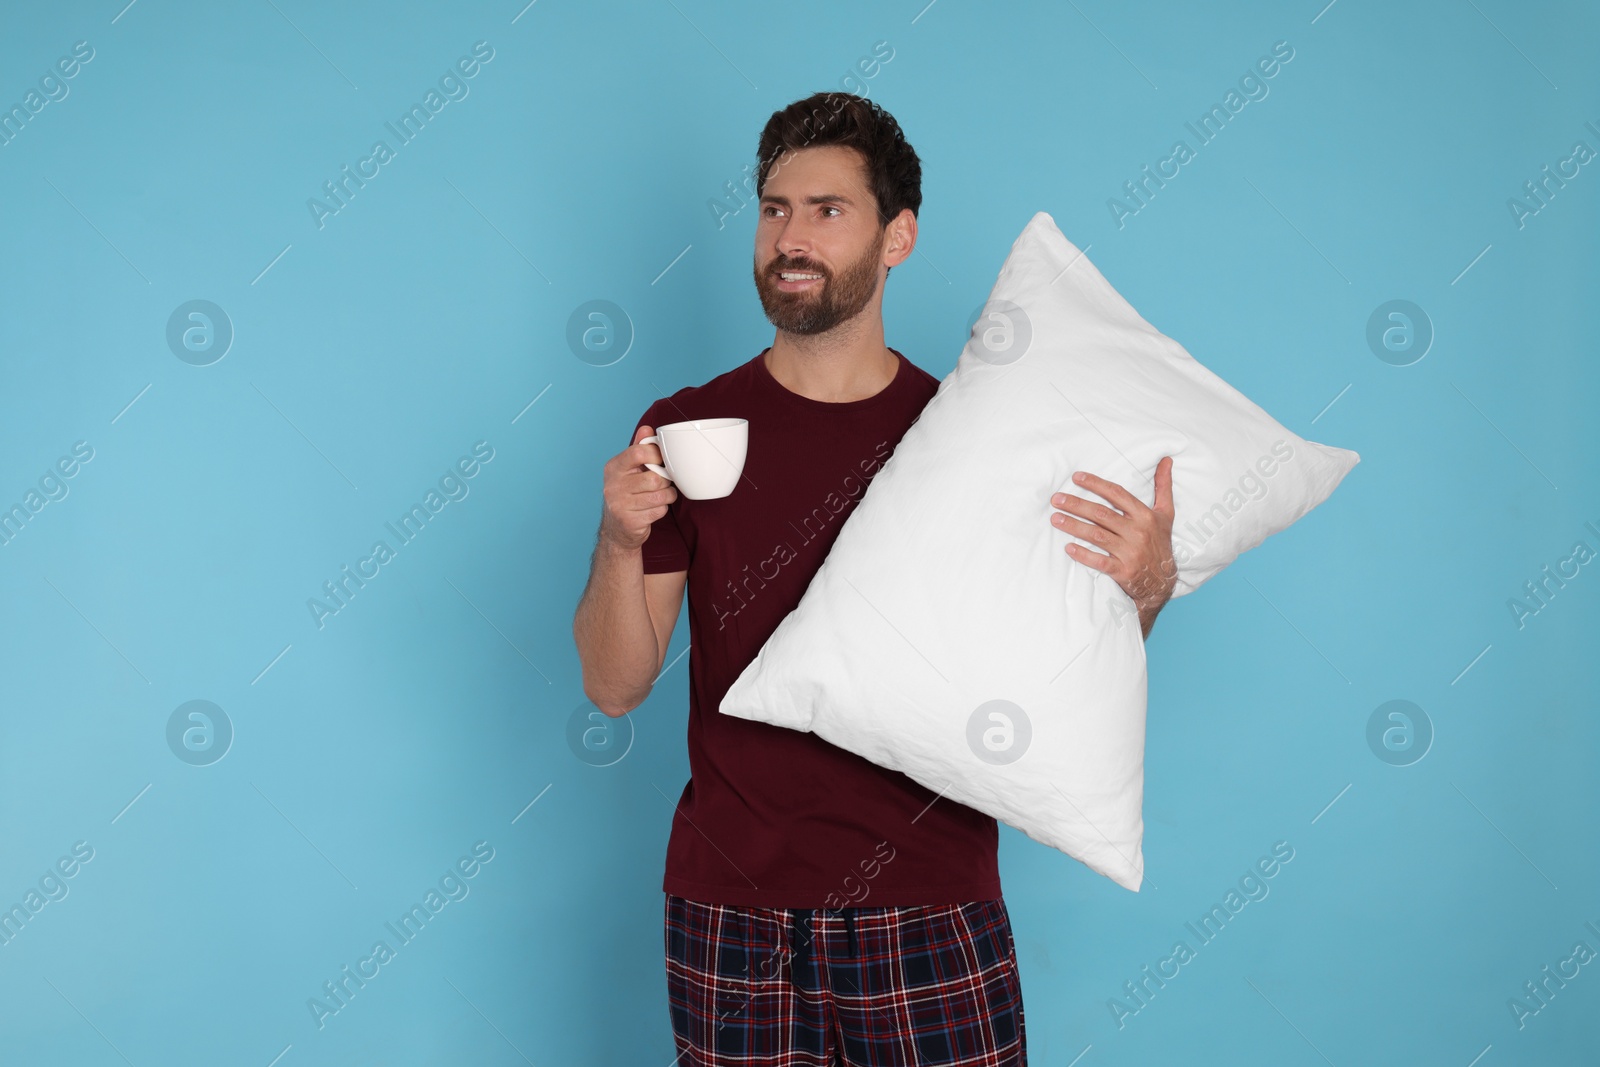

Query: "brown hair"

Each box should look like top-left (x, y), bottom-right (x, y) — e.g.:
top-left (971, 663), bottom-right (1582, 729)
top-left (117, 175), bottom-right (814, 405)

top-left (755, 92), bottom-right (921, 273)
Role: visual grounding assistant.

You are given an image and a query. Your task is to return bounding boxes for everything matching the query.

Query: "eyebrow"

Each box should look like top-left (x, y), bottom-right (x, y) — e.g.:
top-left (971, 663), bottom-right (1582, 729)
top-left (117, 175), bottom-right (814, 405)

top-left (758, 193), bottom-right (856, 208)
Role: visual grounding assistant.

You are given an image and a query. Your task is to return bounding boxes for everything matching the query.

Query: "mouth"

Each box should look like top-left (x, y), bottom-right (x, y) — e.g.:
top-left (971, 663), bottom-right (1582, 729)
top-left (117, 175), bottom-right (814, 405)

top-left (774, 270), bottom-right (824, 292)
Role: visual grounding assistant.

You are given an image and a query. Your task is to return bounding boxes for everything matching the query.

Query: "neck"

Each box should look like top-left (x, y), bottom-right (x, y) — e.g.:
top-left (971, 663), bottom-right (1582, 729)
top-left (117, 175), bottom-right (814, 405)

top-left (764, 329), bottom-right (898, 404)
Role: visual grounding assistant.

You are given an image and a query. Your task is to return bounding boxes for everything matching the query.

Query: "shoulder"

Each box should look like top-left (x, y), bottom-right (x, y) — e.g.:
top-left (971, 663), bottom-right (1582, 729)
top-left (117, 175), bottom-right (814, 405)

top-left (894, 350), bottom-right (942, 398)
top-left (637, 356), bottom-right (758, 427)
top-left (907, 361), bottom-right (940, 392)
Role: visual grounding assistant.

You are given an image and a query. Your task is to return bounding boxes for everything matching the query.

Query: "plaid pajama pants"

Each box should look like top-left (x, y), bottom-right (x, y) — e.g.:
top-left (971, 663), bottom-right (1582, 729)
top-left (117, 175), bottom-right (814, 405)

top-left (664, 894), bottom-right (1027, 1066)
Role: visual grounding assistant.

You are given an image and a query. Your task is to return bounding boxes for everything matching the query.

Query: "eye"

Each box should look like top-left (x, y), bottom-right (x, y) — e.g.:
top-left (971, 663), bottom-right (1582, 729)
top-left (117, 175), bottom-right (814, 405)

top-left (822, 206), bottom-right (841, 218)
top-left (761, 205), bottom-right (783, 218)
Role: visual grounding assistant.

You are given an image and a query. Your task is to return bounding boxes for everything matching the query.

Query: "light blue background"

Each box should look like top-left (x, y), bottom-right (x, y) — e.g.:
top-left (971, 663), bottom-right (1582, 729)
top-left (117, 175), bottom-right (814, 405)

top-left (1, 1), bottom-right (1596, 1064)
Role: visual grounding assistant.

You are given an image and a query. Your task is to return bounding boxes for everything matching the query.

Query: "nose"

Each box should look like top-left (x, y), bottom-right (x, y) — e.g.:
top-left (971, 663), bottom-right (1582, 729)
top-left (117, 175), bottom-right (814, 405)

top-left (777, 237), bottom-right (812, 267)
top-left (772, 217), bottom-right (817, 264)
top-left (773, 236), bottom-right (821, 272)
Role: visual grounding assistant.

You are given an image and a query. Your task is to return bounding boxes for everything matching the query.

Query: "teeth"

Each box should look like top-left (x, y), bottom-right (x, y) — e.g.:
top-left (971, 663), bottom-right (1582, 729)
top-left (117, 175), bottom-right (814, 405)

top-left (780, 272), bottom-right (822, 280)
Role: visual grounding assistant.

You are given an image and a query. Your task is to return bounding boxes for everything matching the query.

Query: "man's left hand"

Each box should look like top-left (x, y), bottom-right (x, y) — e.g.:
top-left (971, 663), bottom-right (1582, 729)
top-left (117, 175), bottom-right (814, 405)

top-left (1050, 457), bottom-right (1177, 639)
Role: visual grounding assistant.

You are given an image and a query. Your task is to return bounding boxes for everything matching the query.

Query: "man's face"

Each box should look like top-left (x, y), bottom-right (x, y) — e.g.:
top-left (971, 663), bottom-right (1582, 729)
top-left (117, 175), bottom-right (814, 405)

top-left (753, 145), bottom-right (889, 337)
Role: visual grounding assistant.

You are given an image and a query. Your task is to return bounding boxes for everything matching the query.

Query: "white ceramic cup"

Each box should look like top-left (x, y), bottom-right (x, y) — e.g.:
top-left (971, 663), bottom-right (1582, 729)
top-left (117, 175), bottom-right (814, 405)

top-left (641, 418), bottom-right (748, 500)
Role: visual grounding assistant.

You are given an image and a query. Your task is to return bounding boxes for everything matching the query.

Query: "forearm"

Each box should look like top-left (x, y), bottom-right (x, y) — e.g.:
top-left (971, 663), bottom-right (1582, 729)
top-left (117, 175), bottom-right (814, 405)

top-left (573, 538), bottom-right (661, 715)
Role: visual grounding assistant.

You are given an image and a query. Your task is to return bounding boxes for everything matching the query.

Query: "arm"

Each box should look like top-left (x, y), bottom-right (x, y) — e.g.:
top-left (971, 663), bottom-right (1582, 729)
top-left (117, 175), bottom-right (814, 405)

top-left (573, 423), bottom-right (687, 716)
top-left (574, 547), bottom-right (686, 716)
top-left (1137, 597), bottom-right (1163, 641)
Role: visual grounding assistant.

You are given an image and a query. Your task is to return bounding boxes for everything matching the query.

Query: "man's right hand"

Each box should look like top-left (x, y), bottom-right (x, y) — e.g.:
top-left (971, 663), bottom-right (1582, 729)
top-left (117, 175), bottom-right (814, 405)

top-left (599, 424), bottom-right (679, 551)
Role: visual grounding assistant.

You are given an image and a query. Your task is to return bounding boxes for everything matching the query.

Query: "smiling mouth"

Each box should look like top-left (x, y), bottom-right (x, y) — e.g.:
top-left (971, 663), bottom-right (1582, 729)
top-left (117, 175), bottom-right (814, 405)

top-left (775, 270), bottom-right (824, 291)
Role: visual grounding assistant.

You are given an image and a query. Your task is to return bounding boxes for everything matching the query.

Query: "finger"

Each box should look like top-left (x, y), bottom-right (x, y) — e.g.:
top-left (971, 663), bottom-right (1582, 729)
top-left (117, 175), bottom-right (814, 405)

top-left (623, 466), bottom-right (674, 494)
top-left (624, 447), bottom-right (666, 474)
top-left (1152, 456), bottom-right (1175, 521)
top-left (1069, 470), bottom-right (1147, 516)
top-left (1064, 540), bottom-right (1115, 572)
top-left (1051, 491), bottom-right (1131, 535)
top-left (624, 479), bottom-right (676, 504)
top-left (608, 427), bottom-right (652, 473)
top-left (622, 424), bottom-right (652, 462)
top-left (1050, 511), bottom-right (1125, 551)
top-left (624, 428), bottom-right (665, 470)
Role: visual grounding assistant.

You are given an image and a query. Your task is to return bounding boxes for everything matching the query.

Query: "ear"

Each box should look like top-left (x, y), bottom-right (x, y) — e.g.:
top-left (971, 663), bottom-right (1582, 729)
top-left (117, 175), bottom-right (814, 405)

top-left (884, 208), bottom-right (916, 270)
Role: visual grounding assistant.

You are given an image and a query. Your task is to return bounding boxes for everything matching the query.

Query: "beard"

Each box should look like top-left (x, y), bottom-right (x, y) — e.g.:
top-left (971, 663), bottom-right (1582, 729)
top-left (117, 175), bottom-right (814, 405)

top-left (753, 226), bottom-right (886, 336)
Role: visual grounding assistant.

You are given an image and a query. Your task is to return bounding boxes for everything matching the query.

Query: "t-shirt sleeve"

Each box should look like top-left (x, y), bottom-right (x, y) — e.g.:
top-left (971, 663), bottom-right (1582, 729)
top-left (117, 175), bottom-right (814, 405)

top-left (632, 401), bottom-right (691, 574)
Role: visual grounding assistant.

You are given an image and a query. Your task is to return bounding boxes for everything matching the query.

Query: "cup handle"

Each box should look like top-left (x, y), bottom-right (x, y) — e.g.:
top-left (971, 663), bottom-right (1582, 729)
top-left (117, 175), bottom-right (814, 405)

top-left (639, 435), bottom-right (673, 481)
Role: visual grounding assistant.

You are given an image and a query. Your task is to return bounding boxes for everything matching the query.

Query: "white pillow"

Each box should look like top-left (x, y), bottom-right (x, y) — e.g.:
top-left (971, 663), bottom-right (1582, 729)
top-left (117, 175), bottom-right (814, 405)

top-left (719, 211), bottom-right (1359, 891)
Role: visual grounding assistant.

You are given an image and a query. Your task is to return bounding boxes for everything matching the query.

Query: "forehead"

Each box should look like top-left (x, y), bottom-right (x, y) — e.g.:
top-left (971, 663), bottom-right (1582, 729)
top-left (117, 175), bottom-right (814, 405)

top-left (761, 145), bottom-right (870, 198)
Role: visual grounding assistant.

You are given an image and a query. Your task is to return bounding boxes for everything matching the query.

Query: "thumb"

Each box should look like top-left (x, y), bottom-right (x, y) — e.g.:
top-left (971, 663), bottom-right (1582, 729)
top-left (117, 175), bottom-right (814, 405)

top-left (1155, 456), bottom-right (1175, 518)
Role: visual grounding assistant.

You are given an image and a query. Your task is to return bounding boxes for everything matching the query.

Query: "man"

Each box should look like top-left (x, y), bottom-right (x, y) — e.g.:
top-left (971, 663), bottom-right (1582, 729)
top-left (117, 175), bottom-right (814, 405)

top-left (573, 91), bottom-right (1177, 1066)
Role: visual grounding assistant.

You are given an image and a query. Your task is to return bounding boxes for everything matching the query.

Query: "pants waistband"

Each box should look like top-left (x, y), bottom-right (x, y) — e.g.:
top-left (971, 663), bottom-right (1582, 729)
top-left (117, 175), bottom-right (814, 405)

top-left (788, 906), bottom-right (856, 964)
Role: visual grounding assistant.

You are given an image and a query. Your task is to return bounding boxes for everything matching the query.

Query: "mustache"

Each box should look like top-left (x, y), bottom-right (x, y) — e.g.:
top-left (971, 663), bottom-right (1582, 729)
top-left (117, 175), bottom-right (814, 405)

top-left (771, 261), bottom-right (827, 276)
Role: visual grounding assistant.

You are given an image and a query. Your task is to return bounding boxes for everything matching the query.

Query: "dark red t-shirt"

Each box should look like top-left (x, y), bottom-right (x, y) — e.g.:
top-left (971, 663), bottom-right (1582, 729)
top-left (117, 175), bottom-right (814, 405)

top-left (633, 346), bottom-right (1001, 909)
